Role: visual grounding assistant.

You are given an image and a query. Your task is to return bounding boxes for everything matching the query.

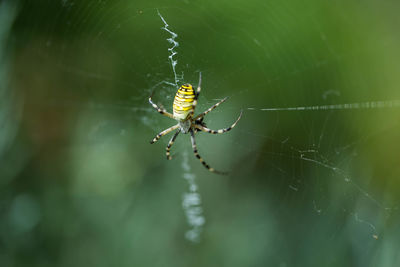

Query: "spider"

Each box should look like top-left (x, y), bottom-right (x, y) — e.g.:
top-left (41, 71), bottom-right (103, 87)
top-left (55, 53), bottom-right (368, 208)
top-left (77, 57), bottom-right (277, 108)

top-left (149, 73), bottom-right (242, 174)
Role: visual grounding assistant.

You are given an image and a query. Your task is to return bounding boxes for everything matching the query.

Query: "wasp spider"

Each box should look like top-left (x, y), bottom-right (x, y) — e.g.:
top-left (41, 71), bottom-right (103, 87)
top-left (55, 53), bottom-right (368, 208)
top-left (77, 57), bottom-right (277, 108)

top-left (149, 73), bottom-right (242, 174)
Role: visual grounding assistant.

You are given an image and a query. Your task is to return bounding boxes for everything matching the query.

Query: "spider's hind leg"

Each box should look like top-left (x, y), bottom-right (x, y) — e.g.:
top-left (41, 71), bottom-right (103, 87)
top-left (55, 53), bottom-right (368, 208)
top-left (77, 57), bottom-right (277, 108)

top-left (149, 93), bottom-right (174, 119)
top-left (194, 97), bottom-right (228, 121)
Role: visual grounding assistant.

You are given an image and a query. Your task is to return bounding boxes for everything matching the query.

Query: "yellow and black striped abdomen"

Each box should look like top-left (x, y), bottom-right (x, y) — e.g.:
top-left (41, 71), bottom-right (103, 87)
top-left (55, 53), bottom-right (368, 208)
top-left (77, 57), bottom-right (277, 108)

top-left (173, 84), bottom-right (195, 120)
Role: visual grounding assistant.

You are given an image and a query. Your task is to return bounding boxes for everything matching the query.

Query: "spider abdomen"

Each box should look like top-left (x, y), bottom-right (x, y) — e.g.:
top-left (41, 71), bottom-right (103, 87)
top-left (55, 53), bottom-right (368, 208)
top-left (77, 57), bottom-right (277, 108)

top-left (173, 84), bottom-right (195, 121)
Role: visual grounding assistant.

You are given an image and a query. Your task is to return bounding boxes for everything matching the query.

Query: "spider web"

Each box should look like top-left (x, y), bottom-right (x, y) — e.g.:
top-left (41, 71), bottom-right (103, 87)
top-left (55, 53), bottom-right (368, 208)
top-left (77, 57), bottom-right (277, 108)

top-left (3, 0), bottom-right (400, 266)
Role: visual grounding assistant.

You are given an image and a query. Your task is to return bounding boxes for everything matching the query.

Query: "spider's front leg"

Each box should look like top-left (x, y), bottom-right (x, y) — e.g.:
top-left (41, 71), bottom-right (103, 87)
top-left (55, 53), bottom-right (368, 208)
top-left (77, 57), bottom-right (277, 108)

top-left (189, 129), bottom-right (227, 175)
top-left (195, 110), bottom-right (243, 134)
top-left (166, 129), bottom-right (181, 160)
top-left (150, 124), bottom-right (179, 144)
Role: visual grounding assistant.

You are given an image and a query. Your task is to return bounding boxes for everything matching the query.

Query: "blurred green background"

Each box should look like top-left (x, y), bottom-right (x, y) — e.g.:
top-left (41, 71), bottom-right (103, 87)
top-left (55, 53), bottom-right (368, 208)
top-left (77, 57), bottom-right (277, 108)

top-left (1, 0), bottom-right (400, 266)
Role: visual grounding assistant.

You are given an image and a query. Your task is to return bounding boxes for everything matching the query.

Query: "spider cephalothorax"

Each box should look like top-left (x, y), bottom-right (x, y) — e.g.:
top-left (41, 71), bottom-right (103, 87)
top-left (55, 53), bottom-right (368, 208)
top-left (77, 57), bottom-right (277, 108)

top-left (149, 73), bottom-right (242, 174)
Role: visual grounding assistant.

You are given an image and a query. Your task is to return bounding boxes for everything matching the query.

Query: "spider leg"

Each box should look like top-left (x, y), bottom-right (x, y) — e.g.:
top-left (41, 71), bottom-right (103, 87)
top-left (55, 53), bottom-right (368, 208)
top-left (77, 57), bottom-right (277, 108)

top-left (189, 72), bottom-right (202, 119)
top-left (149, 93), bottom-right (174, 119)
top-left (150, 124), bottom-right (179, 144)
top-left (189, 129), bottom-right (227, 175)
top-left (166, 129), bottom-right (181, 160)
top-left (195, 110), bottom-right (243, 134)
top-left (196, 71), bottom-right (202, 97)
top-left (194, 97), bottom-right (228, 120)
